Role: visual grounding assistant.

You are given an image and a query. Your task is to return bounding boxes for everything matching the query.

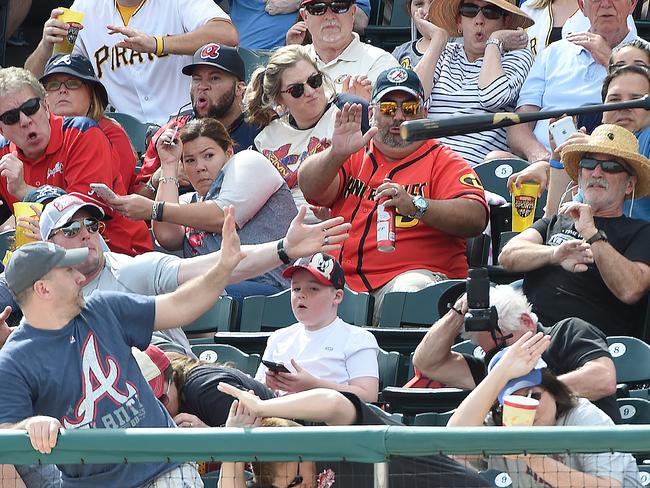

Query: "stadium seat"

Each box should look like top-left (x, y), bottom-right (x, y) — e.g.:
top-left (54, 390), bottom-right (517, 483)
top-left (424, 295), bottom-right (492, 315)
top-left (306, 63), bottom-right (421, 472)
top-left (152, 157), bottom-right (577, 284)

top-left (378, 279), bottom-right (466, 328)
top-left (184, 296), bottom-right (238, 335)
top-left (363, 0), bottom-right (413, 53)
top-left (381, 386), bottom-right (470, 415)
top-left (238, 47), bottom-right (272, 82)
top-left (105, 112), bottom-right (158, 158)
top-left (637, 465), bottom-right (650, 487)
top-left (377, 349), bottom-right (401, 390)
top-left (0, 0), bottom-right (6, 67)
top-left (0, 228), bottom-right (14, 270)
top-left (366, 403), bottom-right (405, 424)
top-left (617, 398), bottom-right (650, 424)
top-left (412, 410), bottom-right (455, 426)
top-left (239, 286), bottom-right (374, 332)
top-left (474, 159), bottom-right (529, 202)
top-left (607, 336), bottom-right (650, 397)
top-left (190, 343), bottom-right (261, 377)
top-left (451, 340), bottom-right (486, 359)
top-left (479, 469), bottom-right (513, 488)
top-left (466, 234), bottom-right (491, 268)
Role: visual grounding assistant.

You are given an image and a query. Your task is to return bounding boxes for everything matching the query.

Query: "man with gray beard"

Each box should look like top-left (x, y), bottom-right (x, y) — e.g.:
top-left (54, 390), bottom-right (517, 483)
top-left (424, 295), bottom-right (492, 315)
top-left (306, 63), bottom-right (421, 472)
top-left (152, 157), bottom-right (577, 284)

top-left (135, 42), bottom-right (259, 196)
top-left (299, 67), bottom-right (488, 324)
top-left (499, 124), bottom-right (650, 338)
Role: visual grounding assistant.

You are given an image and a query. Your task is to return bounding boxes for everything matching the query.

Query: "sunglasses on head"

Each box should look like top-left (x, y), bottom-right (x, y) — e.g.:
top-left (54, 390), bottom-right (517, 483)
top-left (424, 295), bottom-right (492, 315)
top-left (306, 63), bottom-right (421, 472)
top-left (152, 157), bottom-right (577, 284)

top-left (0, 97), bottom-right (42, 125)
top-left (459, 2), bottom-right (507, 20)
top-left (377, 100), bottom-right (421, 116)
top-left (304, 0), bottom-right (352, 15)
top-left (44, 79), bottom-right (84, 92)
top-left (579, 157), bottom-right (634, 175)
top-left (51, 217), bottom-right (103, 239)
top-left (281, 72), bottom-right (324, 99)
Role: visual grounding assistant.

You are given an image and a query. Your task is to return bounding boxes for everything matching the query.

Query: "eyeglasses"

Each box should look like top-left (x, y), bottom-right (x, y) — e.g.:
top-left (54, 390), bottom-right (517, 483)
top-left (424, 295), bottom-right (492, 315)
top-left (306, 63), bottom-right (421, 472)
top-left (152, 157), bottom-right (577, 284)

top-left (579, 157), bottom-right (634, 175)
top-left (158, 379), bottom-right (173, 407)
top-left (459, 2), bottom-right (507, 20)
top-left (51, 217), bottom-right (103, 239)
top-left (304, 1), bottom-right (352, 15)
top-left (280, 72), bottom-right (324, 99)
top-left (164, 102), bottom-right (193, 146)
top-left (0, 97), bottom-right (42, 125)
top-left (377, 100), bottom-right (421, 116)
top-left (44, 79), bottom-right (84, 92)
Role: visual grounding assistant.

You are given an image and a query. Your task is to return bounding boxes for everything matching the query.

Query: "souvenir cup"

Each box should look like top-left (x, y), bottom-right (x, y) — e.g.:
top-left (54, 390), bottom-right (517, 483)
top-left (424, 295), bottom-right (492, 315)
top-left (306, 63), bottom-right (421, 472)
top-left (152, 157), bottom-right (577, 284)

top-left (511, 182), bottom-right (539, 232)
top-left (502, 395), bottom-right (539, 426)
top-left (53, 8), bottom-right (85, 54)
top-left (13, 202), bottom-right (43, 248)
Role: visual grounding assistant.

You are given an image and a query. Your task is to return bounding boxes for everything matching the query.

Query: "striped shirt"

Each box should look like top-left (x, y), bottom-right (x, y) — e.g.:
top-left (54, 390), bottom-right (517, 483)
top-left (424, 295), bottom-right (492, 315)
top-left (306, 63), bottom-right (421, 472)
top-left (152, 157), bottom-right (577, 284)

top-left (426, 42), bottom-right (533, 166)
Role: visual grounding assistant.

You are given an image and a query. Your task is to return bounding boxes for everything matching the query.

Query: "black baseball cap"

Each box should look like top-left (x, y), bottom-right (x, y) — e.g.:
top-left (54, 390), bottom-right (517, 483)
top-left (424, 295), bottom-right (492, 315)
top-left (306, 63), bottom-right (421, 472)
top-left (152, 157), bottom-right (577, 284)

top-left (182, 43), bottom-right (245, 81)
top-left (23, 185), bottom-right (67, 205)
top-left (41, 54), bottom-right (109, 107)
top-left (371, 67), bottom-right (425, 104)
top-left (282, 253), bottom-right (345, 290)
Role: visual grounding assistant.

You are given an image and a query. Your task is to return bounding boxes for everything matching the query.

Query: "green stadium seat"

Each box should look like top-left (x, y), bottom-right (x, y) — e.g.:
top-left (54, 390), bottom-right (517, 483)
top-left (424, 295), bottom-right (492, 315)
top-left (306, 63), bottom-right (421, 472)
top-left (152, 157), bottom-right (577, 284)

top-left (451, 340), bottom-right (486, 359)
top-left (377, 349), bottom-right (401, 390)
top-left (617, 398), bottom-right (650, 424)
top-left (366, 403), bottom-right (405, 424)
top-left (607, 336), bottom-right (650, 397)
top-left (184, 296), bottom-right (238, 335)
top-left (238, 47), bottom-right (272, 82)
top-left (105, 112), bottom-right (155, 157)
top-left (190, 343), bottom-right (261, 376)
top-left (412, 410), bottom-right (455, 426)
top-left (480, 469), bottom-right (513, 488)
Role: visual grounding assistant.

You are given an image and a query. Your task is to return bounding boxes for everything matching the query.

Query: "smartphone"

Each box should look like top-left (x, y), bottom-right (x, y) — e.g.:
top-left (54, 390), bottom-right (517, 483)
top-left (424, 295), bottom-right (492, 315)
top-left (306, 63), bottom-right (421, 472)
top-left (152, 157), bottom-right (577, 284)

top-left (90, 183), bottom-right (118, 201)
top-left (262, 360), bottom-right (291, 373)
top-left (548, 116), bottom-right (577, 147)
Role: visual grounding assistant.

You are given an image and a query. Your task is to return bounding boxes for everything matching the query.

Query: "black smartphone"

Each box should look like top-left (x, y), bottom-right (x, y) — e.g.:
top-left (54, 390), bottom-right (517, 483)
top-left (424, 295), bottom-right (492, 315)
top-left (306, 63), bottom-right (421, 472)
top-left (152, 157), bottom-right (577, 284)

top-left (262, 360), bottom-right (291, 373)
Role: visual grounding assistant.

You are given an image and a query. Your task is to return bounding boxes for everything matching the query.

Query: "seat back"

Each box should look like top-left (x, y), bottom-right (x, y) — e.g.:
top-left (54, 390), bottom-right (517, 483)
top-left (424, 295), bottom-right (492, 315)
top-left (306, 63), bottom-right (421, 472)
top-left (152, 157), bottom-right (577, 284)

top-left (466, 234), bottom-right (491, 268)
top-left (366, 403), bottom-right (405, 424)
top-left (190, 344), bottom-right (261, 377)
top-left (479, 470), bottom-right (513, 488)
top-left (378, 280), bottom-right (466, 328)
top-left (184, 296), bottom-right (238, 334)
top-left (607, 336), bottom-right (650, 384)
top-left (377, 349), bottom-right (401, 390)
top-left (240, 287), bottom-right (374, 332)
top-left (105, 112), bottom-right (153, 156)
top-left (473, 159), bottom-right (529, 202)
top-left (451, 340), bottom-right (486, 359)
top-left (412, 410), bottom-right (455, 426)
top-left (238, 47), bottom-right (272, 82)
top-left (617, 397), bottom-right (650, 424)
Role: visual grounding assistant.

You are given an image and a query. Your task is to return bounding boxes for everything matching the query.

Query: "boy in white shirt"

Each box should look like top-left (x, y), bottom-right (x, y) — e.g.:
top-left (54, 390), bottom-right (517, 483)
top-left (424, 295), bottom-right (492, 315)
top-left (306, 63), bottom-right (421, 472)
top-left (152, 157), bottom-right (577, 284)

top-left (255, 253), bottom-right (380, 402)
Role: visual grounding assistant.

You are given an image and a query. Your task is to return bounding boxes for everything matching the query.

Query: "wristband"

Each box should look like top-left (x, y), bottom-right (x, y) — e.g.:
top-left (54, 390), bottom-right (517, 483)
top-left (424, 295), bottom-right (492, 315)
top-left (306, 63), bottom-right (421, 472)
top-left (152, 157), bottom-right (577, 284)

top-left (159, 176), bottom-right (179, 188)
top-left (154, 35), bottom-right (164, 56)
top-left (276, 239), bottom-right (292, 265)
top-left (152, 201), bottom-right (165, 222)
top-left (549, 158), bottom-right (564, 170)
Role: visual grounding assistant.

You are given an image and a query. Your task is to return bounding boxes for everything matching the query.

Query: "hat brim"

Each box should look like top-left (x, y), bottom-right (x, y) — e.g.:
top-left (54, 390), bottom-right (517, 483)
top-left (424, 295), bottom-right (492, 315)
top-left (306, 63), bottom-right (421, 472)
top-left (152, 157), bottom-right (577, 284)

top-left (282, 265), bottom-right (334, 287)
top-left (372, 86), bottom-right (423, 104)
top-left (498, 370), bottom-right (542, 405)
top-left (41, 68), bottom-right (109, 108)
top-left (428, 0), bottom-right (534, 37)
top-left (41, 202), bottom-right (106, 240)
top-left (562, 145), bottom-right (650, 198)
top-left (181, 62), bottom-right (244, 81)
top-left (58, 247), bottom-right (90, 268)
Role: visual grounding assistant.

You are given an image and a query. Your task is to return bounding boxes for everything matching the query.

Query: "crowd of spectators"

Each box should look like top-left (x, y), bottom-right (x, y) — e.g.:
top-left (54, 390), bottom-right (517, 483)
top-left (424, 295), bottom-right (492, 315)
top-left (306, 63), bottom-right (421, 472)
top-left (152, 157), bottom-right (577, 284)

top-left (0, 0), bottom-right (649, 485)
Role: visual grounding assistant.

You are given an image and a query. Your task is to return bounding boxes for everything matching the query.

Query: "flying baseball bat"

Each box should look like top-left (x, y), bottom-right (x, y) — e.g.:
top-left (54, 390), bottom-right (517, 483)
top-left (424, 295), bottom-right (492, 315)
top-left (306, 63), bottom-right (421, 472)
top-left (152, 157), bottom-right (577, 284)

top-left (400, 95), bottom-right (650, 141)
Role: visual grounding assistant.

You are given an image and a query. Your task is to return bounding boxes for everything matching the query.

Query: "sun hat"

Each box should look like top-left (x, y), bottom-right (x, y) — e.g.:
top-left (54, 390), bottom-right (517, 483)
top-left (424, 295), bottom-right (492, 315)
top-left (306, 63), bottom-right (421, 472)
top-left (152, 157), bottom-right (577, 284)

top-left (488, 347), bottom-right (547, 405)
top-left (428, 0), bottom-right (533, 37)
top-left (561, 124), bottom-right (650, 198)
top-left (41, 54), bottom-right (109, 107)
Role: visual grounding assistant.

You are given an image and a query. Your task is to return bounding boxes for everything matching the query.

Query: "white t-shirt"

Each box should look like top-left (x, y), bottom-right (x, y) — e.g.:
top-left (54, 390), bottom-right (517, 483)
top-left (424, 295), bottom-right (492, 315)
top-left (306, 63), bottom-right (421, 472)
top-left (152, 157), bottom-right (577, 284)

top-left (255, 317), bottom-right (379, 387)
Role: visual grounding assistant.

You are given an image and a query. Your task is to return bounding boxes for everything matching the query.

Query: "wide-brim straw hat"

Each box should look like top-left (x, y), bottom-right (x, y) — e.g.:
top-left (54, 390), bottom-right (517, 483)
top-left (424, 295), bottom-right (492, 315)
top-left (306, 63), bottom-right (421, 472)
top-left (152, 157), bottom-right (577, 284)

top-left (428, 0), bottom-right (534, 37)
top-left (561, 124), bottom-right (650, 199)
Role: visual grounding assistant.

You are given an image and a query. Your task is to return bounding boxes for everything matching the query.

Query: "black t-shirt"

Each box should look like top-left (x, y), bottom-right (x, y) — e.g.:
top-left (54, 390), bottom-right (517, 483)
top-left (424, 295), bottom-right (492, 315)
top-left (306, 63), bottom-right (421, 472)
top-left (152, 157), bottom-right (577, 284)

top-left (463, 318), bottom-right (621, 423)
top-left (315, 393), bottom-right (490, 488)
top-left (181, 365), bottom-right (274, 427)
top-left (523, 214), bottom-right (650, 338)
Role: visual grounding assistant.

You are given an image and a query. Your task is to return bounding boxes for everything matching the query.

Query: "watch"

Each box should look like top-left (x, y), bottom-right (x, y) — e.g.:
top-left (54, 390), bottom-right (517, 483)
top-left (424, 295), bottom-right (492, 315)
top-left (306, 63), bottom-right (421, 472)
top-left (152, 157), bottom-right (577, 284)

top-left (409, 195), bottom-right (429, 219)
top-left (485, 38), bottom-right (504, 55)
top-left (586, 229), bottom-right (608, 244)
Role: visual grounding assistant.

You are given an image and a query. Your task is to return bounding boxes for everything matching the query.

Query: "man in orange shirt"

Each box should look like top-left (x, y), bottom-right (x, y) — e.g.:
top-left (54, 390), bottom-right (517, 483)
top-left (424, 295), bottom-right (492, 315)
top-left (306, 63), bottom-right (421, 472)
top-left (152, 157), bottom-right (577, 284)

top-left (299, 67), bottom-right (488, 323)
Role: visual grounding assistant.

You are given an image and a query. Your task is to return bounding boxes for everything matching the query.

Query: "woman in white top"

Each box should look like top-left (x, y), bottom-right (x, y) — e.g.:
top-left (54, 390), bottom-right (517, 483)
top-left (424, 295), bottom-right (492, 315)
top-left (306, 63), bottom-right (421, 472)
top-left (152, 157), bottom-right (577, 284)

top-left (244, 45), bottom-right (368, 223)
top-left (414, 0), bottom-right (534, 166)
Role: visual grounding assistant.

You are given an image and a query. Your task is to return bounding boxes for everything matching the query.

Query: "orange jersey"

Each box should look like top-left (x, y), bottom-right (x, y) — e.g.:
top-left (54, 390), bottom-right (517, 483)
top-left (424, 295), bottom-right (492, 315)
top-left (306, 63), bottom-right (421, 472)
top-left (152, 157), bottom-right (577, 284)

top-left (327, 139), bottom-right (487, 291)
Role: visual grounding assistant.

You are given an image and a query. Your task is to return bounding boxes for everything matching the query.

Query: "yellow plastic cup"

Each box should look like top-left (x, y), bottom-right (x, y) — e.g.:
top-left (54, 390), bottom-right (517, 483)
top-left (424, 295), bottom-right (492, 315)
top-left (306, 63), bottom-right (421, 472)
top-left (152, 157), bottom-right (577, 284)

top-left (502, 395), bottom-right (539, 426)
top-left (53, 8), bottom-right (85, 54)
top-left (511, 182), bottom-right (539, 232)
top-left (13, 202), bottom-right (43, 248)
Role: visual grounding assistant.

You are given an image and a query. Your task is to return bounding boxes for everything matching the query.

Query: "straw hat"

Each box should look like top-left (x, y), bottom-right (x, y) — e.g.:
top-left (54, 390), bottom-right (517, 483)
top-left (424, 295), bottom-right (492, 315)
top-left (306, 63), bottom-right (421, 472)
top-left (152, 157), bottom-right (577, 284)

top-left (428, 0), bottom-right (533, 37)
top-left (561, 124), bottom-right (650, 198)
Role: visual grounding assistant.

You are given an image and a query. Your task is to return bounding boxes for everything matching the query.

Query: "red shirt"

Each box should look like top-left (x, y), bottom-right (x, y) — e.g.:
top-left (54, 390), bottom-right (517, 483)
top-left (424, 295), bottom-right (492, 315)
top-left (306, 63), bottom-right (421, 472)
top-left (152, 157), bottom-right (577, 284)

top-left (0, 114), bottom-right (152, 256)
top-left (98, 117), bottom-right (138, 194)
top-left (315, 140), bottom-right (488, 292)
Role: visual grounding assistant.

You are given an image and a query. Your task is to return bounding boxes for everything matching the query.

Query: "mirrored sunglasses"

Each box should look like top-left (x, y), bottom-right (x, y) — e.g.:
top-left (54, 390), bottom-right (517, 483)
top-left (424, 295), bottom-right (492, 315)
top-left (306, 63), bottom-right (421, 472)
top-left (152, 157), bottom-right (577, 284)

top-left (459, 2), bottom-right (507, 20)
top-left (280, 72), bottom-right (324, 99)
top-left (52, 217), bottom-right (103, 239)
top-left (378, 100), bottom-right (421, 116)
top-left (0, 97), bottom-right (42, 125)
top-left (44, 79), bottom-right (85, 91)
top-left (579, 157), bottom-right (634, 175)
top-left (304, 0), bottom-right (352, 15)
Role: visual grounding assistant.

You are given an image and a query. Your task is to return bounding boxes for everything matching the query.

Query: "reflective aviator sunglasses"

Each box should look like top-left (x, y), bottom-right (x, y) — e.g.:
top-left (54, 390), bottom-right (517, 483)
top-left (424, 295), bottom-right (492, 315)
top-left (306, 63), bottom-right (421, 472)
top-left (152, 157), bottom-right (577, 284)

top-left (51, 218), bottom-right (103, 239)
top-left (377, 100), bottom-right (421, 116)
top-left (280, 72), bottom-right (324, 98)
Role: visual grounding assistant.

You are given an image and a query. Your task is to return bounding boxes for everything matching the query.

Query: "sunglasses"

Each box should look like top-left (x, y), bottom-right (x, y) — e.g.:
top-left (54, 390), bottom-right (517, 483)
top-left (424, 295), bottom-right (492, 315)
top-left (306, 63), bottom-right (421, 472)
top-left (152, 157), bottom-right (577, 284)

top-left (377, 100), bottom-right (421, 116)
top-left (51, 217), bottom-right (103, 239)
top-left (44, 79), bottom-right (84, 92)
top-left (280, 72), bottom-right (324, 98)
top-left (579, 157), bottom-right (634, 175)
top-left (459, 2), bottom-right (507, 20)
top-left (158, 379), bottom-right (173, 407)
top-left (304, 0), bottom-right (352, 15)
top-left (0, 97), bottom-right (42, 125)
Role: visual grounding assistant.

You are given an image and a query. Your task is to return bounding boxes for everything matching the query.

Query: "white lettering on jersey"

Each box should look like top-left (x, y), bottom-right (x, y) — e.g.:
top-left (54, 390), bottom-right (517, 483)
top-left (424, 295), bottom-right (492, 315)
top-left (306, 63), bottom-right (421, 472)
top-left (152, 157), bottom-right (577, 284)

top-left (62, 333), bottom-right (142, 429)
top-left (47, 162), bottom-right (64, 180)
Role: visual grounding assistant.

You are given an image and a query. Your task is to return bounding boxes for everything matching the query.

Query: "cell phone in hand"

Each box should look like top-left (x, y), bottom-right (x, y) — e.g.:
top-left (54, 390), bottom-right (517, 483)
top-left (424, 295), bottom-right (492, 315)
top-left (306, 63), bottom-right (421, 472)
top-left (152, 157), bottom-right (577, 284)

top-left (548, 116), bottom-right (577, 147)
top-left (262, 360), bottom-right (291, 373)
top-left (89, 183), bottom-right (118, 201)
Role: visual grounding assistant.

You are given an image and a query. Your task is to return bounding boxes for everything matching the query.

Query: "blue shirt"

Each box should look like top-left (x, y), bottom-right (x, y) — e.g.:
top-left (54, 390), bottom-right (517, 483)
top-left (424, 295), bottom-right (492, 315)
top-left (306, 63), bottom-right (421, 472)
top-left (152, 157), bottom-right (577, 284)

top-left (0, 292), bottom-right (176, 488)
top-left (623, 126), bottom-right (650, 221)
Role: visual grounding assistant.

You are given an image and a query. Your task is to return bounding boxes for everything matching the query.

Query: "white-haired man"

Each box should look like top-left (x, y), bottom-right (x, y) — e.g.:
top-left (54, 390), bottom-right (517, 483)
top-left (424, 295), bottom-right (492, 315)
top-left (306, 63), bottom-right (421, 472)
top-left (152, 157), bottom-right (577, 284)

top-left (412, 284), bottom-right (620, 422)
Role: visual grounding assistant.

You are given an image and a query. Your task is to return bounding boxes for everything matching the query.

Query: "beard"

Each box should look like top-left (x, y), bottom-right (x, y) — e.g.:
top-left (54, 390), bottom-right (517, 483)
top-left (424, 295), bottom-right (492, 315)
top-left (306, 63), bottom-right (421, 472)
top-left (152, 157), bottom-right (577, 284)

top-left (192, 83), bottom-right (237, 120)
top-left (374, 118), bottom-right (412, 148)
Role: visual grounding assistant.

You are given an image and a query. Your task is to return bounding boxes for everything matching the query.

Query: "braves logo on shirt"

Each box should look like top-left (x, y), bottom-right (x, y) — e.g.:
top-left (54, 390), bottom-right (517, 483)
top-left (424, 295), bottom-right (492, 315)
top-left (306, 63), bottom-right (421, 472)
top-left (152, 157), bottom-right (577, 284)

top-left (263, 137), bottom-right (331, 188)
top-left (62, 333), bottom-right (144, 429)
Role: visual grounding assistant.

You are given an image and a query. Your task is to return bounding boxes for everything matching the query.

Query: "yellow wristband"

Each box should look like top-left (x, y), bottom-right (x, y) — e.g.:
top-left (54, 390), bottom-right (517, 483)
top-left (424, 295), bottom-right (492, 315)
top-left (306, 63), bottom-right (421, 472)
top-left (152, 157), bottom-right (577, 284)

top-left (155, 35), bottom-right (164, 56)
